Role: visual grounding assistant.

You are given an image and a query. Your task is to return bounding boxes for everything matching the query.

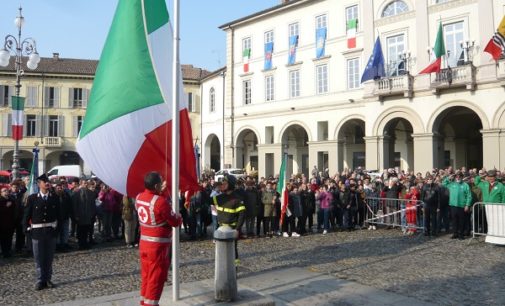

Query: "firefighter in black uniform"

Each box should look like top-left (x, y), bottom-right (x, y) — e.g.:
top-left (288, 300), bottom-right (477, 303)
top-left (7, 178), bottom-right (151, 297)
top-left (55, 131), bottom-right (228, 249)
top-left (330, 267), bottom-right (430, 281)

top-left (213, 174), bottom-right (245, 265)
top-left (23, 174), bottom-right (61, 290)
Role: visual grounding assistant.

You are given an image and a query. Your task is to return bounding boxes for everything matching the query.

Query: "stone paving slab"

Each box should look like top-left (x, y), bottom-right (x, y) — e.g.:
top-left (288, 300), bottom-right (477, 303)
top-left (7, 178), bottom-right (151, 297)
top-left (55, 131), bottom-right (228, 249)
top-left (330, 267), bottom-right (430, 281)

top-left (45, 267), bottom-right (435, 306)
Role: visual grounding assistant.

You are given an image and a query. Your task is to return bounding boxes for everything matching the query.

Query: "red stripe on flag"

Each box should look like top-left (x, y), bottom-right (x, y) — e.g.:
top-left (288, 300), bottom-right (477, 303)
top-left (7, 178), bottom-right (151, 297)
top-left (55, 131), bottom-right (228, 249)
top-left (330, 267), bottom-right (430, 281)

top-left (12, 125), bottom-right (23, 140)
top-left (126, 109), bottom-right (199, 198)
top-left (347, 38), bottom-right (356, 49)
top-left (484, 39), bottom-right (503, 61)
top-left (243, 63), bottom-right (249, 73)
top-left (419, 57), bottom-right (442, 75)
top-left (279, 187), bottom-right (289, 227)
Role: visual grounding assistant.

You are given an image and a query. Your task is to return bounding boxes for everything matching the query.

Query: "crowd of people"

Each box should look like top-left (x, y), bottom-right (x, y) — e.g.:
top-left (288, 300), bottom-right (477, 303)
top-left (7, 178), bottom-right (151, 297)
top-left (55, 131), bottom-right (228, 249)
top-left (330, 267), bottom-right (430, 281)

top-left (1, 165), bottom-right (504, 261)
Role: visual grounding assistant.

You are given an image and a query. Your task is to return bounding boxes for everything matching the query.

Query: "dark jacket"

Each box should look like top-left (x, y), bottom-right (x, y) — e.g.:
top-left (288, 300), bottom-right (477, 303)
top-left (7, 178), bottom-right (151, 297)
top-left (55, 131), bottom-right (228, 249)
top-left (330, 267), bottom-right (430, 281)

top-left (57, 191), bottom-right (73, 220)
top-left (0, 195), bottom-right (16, 231)
top-left (23, 192), bottom-right (61, 239)
top-left (288, 192), bottom-right (303, 217)
top-left (421, 184), bottom-right (440, 208)
top-left (72, 188), bottom-right (97, 226)
top-left (244, 187), bottom-right (259, 218)
top-left (214, 192), bottom-right (246, 230)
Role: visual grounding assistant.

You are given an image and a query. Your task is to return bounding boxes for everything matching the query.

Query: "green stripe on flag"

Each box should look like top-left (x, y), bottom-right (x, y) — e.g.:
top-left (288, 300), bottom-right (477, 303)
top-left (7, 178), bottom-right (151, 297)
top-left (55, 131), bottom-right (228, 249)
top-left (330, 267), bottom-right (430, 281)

top-left (277, 154), bottom-right (287, 194)
top-left (11, 96), bottom-right (25, 111)
top-left (433, 22), bottom-right (446, 59)
top-left (144, 0), bottom-right (169, 34)
top-left (80, 0), bottom-right (164, 138)
top-left (243, 48), bottom-right (251, 58)
top-left (347, 19), bottom-right (357, 30)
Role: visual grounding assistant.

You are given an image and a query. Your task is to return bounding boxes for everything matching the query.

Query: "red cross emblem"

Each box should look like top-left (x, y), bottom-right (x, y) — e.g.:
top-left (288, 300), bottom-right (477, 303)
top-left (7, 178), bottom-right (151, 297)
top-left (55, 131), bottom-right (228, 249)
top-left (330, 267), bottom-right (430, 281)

top-left (138, 206), bottom-right (149, 223)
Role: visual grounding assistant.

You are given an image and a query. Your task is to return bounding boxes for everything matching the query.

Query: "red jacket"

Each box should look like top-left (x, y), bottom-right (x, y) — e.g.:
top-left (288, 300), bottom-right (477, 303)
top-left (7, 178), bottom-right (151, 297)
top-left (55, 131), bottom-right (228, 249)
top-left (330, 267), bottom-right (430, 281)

top-left (136, 189), bottom-right (182, 240)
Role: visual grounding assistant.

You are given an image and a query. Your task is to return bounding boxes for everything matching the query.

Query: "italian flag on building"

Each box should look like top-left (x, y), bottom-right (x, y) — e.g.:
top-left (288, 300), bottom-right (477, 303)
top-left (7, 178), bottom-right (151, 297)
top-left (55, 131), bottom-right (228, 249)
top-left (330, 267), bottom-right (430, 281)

top-left (243, 48), bottom-right (251, 73)
top-left (76, 0), bottom-right (198, 197)
top-left (419, 22), bottom-right (446, 74)
top-left (11, 96), bottom-right (24, 141)
top-left (347, 19), bottom-right (357, 49)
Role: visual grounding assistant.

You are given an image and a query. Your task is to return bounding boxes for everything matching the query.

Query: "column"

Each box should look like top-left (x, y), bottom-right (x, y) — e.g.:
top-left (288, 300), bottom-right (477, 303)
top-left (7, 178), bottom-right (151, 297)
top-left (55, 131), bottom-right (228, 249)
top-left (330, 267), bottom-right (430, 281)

top-left (412, 133), bottom-right (437, 173)
top-left (477, 0), bottom-right (495, 65)
top-left (453, 138), bottom-right (468, 169)
top-left (362, 0), bottom-right (375, 54)
top-left (481, 129), bottom-right (502, 170)
top-left (379, 135), bottom-right (394, 169)
top-left (258, 144), bottom-right (282, 179)
top-left (415, 0), bottom-right (430, 71)
top-left (364, 136), bottom-right (379, 171)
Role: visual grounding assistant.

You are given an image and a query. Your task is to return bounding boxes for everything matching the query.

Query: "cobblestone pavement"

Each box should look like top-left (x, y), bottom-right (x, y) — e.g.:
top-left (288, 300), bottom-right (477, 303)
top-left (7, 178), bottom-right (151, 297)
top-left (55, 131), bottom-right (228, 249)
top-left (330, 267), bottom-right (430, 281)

top-left (1, 229), bottom-right (504, 306)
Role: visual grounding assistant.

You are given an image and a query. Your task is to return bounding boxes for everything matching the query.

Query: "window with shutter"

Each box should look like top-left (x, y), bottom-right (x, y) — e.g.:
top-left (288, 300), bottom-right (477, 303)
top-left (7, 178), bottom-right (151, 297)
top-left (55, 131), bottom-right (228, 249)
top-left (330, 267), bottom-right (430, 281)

top-left (35, 115), bottom-right (41, 138)
top-left (0, 86), bottom-right (6, 107)
top-left (1, 113), bottom-right (9, 136)
top-left (58, 115), bottom-right (65, 137)
top-left (82, 89), bottom-right (89, 108)
top-left (8, 86), bottom-right (14, 107)
top-left (54, 87), bottom-right (60, 108)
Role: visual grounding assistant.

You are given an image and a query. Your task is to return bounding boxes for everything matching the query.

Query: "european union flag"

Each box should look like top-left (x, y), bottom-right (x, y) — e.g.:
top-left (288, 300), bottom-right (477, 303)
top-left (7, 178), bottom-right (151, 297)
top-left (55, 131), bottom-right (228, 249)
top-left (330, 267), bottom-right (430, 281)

top-left (288, 35), bottom-right (299, 65)
top-left (361, 37), bottom-right (385, 83)
top-left (264, 42), bottom-right (274, 70)
top-left (316, 27), bottom-right (327, 59)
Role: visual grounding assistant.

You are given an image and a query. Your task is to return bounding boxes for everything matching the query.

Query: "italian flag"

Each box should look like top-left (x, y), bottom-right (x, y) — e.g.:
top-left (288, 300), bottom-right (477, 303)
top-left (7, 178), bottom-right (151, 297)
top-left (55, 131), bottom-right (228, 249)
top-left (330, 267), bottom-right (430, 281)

top-left (419, 22), bottom-right (446, 74)
top-left (277, 154), bottom-right (289, 226)
top-left (11, 96), bottom-right (24, 141)
top-left (243, 48), bottom-right (251, 73)
top-left (76, 0), bottom-right (198, 197)
top-left (347, 19), bottom-right (357, 49)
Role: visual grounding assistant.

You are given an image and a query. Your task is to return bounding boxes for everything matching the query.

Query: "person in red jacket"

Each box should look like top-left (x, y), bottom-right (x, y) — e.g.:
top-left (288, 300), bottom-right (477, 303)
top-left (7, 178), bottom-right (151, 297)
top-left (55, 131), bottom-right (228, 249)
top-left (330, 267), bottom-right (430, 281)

top-left (136, 172), bottom-right (182, 306)
top-left (404, 186), bottom-right (420, 235)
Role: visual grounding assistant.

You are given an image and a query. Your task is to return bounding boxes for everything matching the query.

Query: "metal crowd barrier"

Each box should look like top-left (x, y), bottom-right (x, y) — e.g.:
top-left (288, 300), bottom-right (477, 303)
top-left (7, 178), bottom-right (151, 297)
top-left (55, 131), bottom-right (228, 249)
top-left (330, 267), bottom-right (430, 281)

top-left (472, 202), bottom-right (505, 245)
top-left (364, 197), bottom-right (425, 231)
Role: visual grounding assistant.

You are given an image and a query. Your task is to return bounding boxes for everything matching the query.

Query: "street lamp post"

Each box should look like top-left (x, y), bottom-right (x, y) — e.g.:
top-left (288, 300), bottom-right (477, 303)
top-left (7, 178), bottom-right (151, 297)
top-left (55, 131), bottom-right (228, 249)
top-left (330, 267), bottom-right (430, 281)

top-left (0, 7), bottom-right (41, 179)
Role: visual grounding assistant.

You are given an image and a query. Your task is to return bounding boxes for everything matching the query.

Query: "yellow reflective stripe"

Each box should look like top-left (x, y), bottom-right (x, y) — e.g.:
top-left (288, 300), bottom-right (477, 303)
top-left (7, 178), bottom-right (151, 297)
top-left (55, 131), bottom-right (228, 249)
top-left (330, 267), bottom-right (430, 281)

top-left (216, 206), bottom-right (244, 214)
top-left (213, 196), bottom-right (218, 206)
top-left (221, 222), bottom-right (237, 226)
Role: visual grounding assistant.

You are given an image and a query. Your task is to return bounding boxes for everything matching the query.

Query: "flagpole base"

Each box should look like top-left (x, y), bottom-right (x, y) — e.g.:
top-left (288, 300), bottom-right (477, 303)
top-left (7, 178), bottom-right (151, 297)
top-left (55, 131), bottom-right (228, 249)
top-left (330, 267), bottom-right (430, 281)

top-left (214, 225), bottom-right (238, 302)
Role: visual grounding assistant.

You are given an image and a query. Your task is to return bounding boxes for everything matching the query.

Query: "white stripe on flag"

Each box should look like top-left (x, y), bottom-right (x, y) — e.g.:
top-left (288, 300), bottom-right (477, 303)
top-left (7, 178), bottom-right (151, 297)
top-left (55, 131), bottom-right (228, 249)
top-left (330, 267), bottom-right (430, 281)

top-left (12, 110), bottom-right (24, 126)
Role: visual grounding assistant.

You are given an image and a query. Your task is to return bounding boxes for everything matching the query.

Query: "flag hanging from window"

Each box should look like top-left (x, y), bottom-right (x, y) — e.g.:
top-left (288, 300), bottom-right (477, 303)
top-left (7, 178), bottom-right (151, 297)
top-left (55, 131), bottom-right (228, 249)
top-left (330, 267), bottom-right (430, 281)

top-left (264, 42), bottom-right (274, 70)
top-left (11, 96), bottom-right (24, 141)
top-left (361, 37), bottom-right (385, 83)
top-left (288, 35), bottom-right (299, 65)
top-left (419, 22), bottom-right (445, 74)
top-left (347, 19), bottom-right (358, 49)
top-left (316, 27), bottom-right (327, 58)
top-left (484, 16), bottom-right (505, 61)
top-left (76, 0), bottom-right (198, 197)
top-left (243, 48), bottom-right (251, 73)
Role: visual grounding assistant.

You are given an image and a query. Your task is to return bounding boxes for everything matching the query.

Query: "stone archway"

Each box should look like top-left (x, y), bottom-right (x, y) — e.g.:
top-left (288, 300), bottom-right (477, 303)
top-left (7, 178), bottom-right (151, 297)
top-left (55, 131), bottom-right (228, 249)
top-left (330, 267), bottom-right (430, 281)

top-left (431, 106), bottom-right (483, 169)
top-left (235, 129), bottom-right (259, 173)
top-left (204, 134), bottom-right (221, 172)
top-left (336, 118), bottom-right (366, 171)
top-left (1, 150), bottom-right (33, 172)
top-left (382, 118), bottom-right (414, 171)
top-left (281, 124), bottom-right (310, 177)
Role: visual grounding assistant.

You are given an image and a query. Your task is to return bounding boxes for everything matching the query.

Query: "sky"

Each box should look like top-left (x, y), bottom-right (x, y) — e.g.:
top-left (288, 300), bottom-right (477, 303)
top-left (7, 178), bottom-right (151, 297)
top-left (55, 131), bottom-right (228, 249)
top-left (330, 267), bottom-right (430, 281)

top-left (0, 0), bottom-right (279, 72)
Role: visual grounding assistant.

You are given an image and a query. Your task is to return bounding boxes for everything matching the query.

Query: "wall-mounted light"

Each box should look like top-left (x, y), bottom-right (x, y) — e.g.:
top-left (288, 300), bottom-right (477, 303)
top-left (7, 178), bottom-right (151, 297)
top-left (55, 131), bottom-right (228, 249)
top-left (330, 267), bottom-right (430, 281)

top-left (349, 99), bottom-right (355, 103)
top-left (290, 107), bottom-right (295, 110)
top-left (243, 113), bottom-right (248, 116)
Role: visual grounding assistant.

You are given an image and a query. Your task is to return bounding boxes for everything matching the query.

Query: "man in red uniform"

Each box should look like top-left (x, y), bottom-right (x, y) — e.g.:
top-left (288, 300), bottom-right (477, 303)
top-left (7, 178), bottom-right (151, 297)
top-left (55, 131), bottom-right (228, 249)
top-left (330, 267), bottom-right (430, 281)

top-left (136, 172), bottom-right (182, 306)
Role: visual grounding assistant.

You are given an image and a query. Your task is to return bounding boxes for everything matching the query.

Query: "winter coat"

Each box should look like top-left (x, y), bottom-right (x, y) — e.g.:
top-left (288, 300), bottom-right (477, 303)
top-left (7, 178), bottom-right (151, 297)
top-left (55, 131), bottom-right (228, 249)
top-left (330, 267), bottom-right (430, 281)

top-left (72, 188), bottom-right (97, 225)
top-left (474, 176), bottom-right (505, 204)
top-left (442, 178), bottom-right (472, 208)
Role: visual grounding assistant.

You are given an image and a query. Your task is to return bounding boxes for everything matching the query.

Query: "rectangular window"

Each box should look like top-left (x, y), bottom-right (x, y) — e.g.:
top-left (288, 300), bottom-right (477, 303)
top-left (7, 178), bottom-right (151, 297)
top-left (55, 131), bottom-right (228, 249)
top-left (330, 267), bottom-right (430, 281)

top-left (444, 21), bottom-right (465, 67)
top-left (386, 34), bottom-right (405, 76)
top-left (242, 37), bottom-right (251, 54)
top-left (49, 115), bottom-right (59, 137)
top-left (0, 85), bottom-right (11, 107)
top-left (265, 75), bottom-right (275, 102)
top-left (316, 14), bottom-right (327, 29)
top-left (264, 30), bottom-right (274, 44)
top-left (26, 115), bottom-right (36, 137)
top-left (188, 92), bottom-right (194, 112)
top-left (347, 58), bottom-right (360, 89)
top-left (289, 22), bottom-right (299, 38)
top-left (77, 116), bottom-right (83, 135)
top-left (316, 64), bottom-right (328, 94)
top-left (243, 80), bottom-right (251, 105)
top-left (289, 70), bottom-right (300, 98)
top-left (26, 86), bottom-right (38, 107)
top-left (73, 88), bottom-right (83, 108)
top-left (346, 5), bottom-right (359, 26)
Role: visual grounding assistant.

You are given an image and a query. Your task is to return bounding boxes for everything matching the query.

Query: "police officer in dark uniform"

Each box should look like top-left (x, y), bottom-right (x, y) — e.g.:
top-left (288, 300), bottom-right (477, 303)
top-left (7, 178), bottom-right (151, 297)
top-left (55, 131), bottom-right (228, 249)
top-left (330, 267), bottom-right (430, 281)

top-left (23, 174), bottom-right (61, 290)
top-left (213, 174), bottom-right (245, 265)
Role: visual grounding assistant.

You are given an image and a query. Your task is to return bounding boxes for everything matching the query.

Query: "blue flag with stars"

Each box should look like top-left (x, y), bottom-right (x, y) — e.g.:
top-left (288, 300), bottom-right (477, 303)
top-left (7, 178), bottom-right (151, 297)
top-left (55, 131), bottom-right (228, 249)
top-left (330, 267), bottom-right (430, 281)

top-left (361, 37), bottom-right (385, 83)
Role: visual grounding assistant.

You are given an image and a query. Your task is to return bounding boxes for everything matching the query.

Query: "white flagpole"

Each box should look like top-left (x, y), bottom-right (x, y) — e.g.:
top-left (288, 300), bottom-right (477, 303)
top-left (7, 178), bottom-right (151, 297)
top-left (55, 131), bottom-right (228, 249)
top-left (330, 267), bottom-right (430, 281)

top-left (171, 0), bottom-right (181, 301)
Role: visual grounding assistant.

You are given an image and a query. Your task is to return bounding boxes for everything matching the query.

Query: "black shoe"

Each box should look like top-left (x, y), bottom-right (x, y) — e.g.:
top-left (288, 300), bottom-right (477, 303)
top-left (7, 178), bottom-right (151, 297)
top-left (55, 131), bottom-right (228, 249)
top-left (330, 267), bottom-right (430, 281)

top-left (424, 232), bottom-right (430, 236)
top-left (35, 282), bottom-right (47, 291)
top-left (451, 234), bottom-right (459, 239)
top-left (458, 236), bottom-right (465, 241)
top-left (46, 281), bottom-right (56, 288)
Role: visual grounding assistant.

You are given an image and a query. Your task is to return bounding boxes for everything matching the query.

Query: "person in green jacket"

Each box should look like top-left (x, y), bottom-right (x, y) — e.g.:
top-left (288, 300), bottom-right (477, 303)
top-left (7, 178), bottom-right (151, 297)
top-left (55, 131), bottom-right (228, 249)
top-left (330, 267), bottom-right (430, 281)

top-left (443, 171), bottom-right (472, 240)
top-left (474, 170), bottom-right (505, 204)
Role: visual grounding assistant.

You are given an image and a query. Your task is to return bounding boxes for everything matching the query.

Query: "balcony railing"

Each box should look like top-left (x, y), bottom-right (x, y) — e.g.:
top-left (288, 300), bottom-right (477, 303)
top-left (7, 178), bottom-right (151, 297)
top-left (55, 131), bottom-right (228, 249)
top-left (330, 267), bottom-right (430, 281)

top-left (44, 137), bottom-right (62, 147)
top-left (374, 74), bottom-right (413, 100)
top-left (431, 64), bottom-right (476, 93)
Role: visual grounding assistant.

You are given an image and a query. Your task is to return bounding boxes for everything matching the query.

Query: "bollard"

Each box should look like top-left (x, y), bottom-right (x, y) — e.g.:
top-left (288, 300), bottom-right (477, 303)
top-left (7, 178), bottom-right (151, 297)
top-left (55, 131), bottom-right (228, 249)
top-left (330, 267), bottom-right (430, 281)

top-left (214, 225), bottom-right (239, 302)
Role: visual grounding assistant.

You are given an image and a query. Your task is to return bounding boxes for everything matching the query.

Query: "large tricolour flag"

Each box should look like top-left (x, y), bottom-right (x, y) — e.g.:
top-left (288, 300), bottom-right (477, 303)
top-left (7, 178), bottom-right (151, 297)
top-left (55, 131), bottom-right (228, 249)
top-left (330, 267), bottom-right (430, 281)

top-left (277, 154), bottom-right (289, 227)
top-left (419, 22), bottom-right (445, 74)
top-left (11, 96), bottom-right (24, 141)
top-left (76, 0), bottom-right (198, 197)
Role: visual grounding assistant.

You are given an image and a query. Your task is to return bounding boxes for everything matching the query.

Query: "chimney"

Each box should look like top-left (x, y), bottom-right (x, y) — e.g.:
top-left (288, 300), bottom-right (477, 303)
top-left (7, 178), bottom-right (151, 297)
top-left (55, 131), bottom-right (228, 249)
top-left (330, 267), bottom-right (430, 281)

top-left (53, 53), bottom-right (60, 61)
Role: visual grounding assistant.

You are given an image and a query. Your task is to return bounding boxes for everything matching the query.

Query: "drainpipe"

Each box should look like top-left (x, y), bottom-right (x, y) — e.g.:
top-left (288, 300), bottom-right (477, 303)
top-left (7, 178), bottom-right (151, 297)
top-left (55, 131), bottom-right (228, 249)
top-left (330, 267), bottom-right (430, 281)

top-left (230, 27), bottom-right (235, 165)
top-left (221, 70), bottom-right (225, 171)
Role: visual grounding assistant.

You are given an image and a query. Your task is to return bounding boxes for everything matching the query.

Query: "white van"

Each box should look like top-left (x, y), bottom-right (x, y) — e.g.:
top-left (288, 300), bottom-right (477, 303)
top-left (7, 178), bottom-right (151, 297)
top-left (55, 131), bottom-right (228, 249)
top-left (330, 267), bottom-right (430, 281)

top-left (47, 165), bottom-right (82, 180)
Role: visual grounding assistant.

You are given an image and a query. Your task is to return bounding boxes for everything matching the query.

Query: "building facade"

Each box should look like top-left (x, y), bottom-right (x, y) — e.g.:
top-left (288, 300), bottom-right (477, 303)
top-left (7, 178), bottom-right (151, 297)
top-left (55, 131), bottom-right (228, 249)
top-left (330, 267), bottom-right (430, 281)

top-left (201, 0), bottom-right (505, 179)
top-left (0, 54), bottom-right (208, 175)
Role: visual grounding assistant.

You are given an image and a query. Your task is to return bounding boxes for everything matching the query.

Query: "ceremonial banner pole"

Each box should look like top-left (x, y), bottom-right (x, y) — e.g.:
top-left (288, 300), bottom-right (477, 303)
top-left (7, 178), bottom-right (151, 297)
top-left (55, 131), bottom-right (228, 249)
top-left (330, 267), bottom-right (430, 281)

top-left (172, 0), bottom-right (181, 301)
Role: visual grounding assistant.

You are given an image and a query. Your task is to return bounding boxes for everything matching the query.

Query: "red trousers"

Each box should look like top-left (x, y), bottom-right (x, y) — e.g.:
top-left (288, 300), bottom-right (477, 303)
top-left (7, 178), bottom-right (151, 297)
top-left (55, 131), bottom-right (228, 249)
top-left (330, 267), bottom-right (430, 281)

top-left (140, 241), bottom-right (171, 306)
top-left (406, 203), bottom-right (417, 232)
